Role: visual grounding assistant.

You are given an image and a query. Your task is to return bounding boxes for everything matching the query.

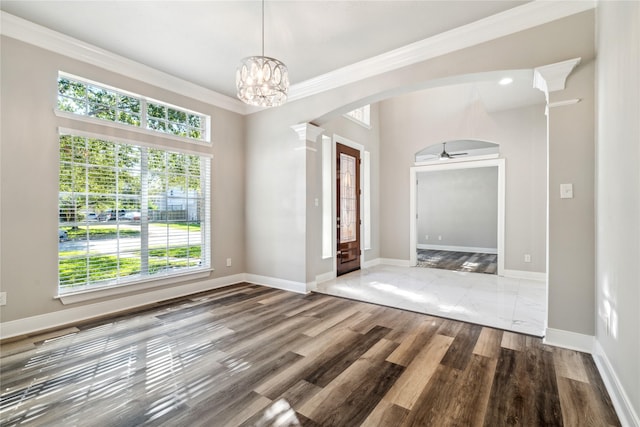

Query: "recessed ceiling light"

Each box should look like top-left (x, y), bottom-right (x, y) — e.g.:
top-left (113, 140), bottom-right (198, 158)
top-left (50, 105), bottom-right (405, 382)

top-left (499, 77), bottom-right (514, 86)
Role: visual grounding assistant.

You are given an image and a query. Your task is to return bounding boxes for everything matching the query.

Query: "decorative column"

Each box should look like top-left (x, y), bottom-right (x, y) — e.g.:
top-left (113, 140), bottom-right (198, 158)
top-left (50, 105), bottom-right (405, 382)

top-left (534, 57), bottom-right (597, 345)
top-left (290, 123), bottom-right (326, 287)
top-left (290, 123), bottom-right (325, 151)
top-left (534, 57), bottom-right (582, 112)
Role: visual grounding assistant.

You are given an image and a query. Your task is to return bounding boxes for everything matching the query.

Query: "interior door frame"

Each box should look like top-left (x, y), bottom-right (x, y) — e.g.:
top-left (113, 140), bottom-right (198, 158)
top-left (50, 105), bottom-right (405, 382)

top-left (332, 134), bottom-right (365, 276)
top-left (409, 158), bottom-right (506, 276)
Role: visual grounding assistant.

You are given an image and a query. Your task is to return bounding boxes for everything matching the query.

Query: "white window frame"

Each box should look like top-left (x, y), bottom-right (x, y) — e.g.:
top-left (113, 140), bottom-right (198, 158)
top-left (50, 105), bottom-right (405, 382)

top-left (57, 126), bottom-right (212, 302)
top-left (343, 104), bottom-right (371, 128)
top-left (57, 72), bottom-right (211, 144)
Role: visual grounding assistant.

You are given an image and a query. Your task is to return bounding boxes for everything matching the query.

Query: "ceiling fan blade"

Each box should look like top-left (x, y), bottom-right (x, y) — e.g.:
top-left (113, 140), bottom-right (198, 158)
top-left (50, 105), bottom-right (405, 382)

top-left (449, 152), bottom-right (468, 156)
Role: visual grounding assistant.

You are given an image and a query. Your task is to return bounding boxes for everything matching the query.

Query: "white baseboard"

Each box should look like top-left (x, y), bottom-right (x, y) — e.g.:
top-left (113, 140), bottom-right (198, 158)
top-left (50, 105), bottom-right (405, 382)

top-left (593, 340), bottom-right (640, 427)
top-left (245, 274), bottom-right (308, 295)
top-left (315, 271), bottom-right (336, 284)
top-left (544, 329), bottom-right (639, 426)
top-left (0, 273), bottom-right (246, 340)
top-left (417, 244), bottom-right (498, 254)
top-left (543, 327), bottom-right (594, 353)
top-left (362, 258), bottom-right (381, 269)
top-left (379, 258), bottom-right (412, 267)
top-left (503, 269), bottom-right (547, 281)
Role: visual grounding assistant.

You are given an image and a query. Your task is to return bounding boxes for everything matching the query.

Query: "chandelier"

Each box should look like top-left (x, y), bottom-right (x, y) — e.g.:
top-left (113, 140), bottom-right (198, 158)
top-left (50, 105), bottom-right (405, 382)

top-left (236, 0), bottom-right (289, 107)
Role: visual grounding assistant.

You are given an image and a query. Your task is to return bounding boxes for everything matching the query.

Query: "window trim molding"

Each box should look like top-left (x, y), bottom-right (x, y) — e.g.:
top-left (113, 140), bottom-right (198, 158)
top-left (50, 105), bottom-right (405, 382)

top-left (57, 129), bottom-right (212, 296)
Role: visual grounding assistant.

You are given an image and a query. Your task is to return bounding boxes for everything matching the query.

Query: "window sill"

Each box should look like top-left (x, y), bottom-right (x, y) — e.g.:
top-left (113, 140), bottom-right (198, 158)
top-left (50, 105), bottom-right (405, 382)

top-left (54, 109), bottom-right (212, 146)
top-left (56, 268), bottom-right (214, 305)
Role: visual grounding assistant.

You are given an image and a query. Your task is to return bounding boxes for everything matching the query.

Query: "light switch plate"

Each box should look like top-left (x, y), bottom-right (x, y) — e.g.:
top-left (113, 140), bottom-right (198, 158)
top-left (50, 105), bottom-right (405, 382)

top-left (560, 183), bottom-right (573, 199)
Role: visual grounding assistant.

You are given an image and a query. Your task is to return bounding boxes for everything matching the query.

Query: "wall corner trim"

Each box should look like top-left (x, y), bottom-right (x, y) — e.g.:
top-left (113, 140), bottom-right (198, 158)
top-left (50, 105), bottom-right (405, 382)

top-left (593, 340), bottom-right (640, 427)
top-left (543, 327), bottom-right (594, 353)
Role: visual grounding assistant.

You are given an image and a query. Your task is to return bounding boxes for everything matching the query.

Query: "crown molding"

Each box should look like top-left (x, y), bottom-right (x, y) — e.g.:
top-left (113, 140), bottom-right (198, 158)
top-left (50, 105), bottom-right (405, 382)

top-left (2, 1), bottom-right (595, 114)
top-left (0, 11), bottom-right (249, 115)
top-left (288, 0), bottom-right (595, 101)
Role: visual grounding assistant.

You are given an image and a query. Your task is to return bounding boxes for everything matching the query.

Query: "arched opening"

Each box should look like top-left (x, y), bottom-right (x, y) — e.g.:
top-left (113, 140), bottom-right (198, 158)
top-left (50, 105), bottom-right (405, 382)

top-left (415, 139), bottom-right (500, 163)
top-left (312, 71), bottom-right (548, 336)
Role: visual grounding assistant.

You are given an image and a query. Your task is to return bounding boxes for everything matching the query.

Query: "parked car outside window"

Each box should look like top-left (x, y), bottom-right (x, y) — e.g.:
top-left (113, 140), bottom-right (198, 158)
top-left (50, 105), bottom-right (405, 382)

top-left (123, 211), bottom-right (141, 220)
top-left (98, 209), bottom-right (126, 221)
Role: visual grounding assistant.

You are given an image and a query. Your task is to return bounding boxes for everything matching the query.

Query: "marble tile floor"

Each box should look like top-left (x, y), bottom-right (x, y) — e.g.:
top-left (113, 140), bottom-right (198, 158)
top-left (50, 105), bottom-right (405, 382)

top-left (314, 264), bottom-right (547, 337)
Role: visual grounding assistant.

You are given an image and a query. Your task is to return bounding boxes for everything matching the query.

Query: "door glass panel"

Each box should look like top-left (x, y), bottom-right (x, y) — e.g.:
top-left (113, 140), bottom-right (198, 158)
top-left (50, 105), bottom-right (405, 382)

top-left (340, 153), bottom-right (357, 243)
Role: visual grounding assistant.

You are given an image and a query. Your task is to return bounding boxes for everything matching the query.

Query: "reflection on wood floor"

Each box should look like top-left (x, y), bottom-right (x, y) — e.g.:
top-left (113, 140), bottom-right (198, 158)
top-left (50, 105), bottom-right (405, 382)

top-left (417, 249), bottom-right (497, 274)
top-left (1, 284), bottom-right (619, 426)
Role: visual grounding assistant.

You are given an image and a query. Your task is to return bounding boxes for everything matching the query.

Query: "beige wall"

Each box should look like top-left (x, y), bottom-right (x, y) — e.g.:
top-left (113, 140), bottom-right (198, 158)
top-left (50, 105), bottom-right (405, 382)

top-left (243, 12), bottom-right (595, 341)
top-left (0, 10), bottom-right (602, 351)
top-left (595, 1), bottom-right (640, 421)
top-left (378, 89), bottom-right (547, 273)
top-left (0, 36), bottom-right (246, 324)
top-left (547, 60), bottom-right (596, 336)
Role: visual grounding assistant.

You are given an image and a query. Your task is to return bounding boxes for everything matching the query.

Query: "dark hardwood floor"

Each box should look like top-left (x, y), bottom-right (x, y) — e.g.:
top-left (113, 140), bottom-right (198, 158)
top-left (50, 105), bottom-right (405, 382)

top-left (417, 249), bottom-right (497, 274)
top-left (0, 284), bottom-right (620, 426)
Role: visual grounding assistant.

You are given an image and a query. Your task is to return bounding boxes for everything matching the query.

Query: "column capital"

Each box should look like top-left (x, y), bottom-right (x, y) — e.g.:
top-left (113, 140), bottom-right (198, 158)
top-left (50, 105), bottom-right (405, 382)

top-left (290, 123), bottom-right (325, 143)
top-left (533, 57), bottom-right (581, 102)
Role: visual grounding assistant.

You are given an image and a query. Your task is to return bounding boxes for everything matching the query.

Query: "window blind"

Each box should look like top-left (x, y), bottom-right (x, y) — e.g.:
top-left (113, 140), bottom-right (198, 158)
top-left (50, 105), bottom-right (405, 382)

top-left (58, 133), bottom-right (211, 293)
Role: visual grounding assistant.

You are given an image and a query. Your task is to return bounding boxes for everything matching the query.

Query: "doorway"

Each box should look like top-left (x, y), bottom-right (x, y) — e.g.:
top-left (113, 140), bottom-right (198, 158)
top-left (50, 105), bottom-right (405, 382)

top-left (336, 142), bottom-right (361, 276)
top-left (410, 158), bottom-right (505, 276)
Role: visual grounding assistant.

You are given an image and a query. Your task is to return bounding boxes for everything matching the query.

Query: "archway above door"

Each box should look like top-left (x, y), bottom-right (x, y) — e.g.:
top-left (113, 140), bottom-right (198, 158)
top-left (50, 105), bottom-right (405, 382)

top-left (415, 139), bottom-right (500, 163)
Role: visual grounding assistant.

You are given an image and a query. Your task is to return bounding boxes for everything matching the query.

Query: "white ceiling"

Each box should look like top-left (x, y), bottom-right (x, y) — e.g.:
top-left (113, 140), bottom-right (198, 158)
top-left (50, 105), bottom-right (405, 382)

top-left (1, 0), bottom-right (533, 100)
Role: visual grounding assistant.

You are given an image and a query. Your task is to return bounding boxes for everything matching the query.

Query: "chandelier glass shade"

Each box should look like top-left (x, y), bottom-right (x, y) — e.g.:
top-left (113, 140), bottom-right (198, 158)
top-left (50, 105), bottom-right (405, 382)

top-left (236, 55), bottom-right (289, 107)
top-left (236, 0), bottom-right (289, 107)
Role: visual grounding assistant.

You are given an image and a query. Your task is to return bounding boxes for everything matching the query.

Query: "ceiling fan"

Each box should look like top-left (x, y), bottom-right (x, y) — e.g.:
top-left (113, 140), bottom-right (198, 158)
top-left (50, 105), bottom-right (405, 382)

top-left (439, 142), bottom-right (468, 160)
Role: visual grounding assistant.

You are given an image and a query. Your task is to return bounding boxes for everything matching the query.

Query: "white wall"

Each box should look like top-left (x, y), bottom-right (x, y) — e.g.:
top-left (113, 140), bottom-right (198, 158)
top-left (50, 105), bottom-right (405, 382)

top-left (0, 37), bottom-right (246, 324)
top-left (595, 2), bottom-right (640, 424)
top-left (417, 167), bottom-right (498, 251)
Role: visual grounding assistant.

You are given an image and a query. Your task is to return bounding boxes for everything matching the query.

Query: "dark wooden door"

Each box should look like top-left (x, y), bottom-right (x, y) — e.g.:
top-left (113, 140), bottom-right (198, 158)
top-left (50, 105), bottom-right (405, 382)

top-left (336, 143), bottom-right (361, 276)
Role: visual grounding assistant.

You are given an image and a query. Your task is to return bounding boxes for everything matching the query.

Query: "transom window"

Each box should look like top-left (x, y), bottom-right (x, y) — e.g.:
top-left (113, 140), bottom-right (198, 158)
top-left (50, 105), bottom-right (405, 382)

top-left (344, 104), bottom-right (371, 127)
top-left (57, 73), bottom-right (209, 142)
top-left (147, 102), bottom-right (205, 140)
top-left (58, 132), bottom-right (211, 293)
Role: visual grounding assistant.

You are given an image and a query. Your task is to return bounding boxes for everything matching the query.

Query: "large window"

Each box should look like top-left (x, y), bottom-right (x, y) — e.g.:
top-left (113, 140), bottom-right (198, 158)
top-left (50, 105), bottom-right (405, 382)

top-left (57, 73), bottom-right (209, 142)
top-left (58, 132), bottom-right (211, 293)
